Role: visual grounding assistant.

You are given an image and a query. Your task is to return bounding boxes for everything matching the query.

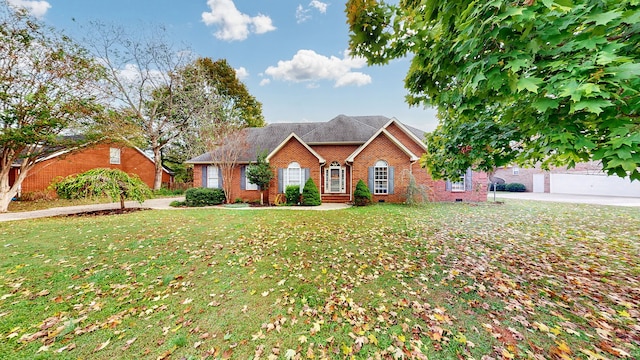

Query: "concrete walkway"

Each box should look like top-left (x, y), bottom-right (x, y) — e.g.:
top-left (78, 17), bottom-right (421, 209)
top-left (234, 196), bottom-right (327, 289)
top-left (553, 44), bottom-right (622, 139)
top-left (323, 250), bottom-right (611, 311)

top-left (0, 198), bottom-right (351, 222)
top-left (488, 192), bottom-right (640, 207)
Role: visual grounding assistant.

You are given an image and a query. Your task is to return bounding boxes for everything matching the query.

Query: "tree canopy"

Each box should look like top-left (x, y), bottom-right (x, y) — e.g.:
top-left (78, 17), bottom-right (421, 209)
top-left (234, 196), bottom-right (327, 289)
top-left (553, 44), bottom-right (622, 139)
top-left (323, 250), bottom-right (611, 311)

top-left (0, 1), bottom-right (104, 212)
top-left (347, 0), bottom-right (640, 180)
top-left (55, 168), bottom-right (152, 209)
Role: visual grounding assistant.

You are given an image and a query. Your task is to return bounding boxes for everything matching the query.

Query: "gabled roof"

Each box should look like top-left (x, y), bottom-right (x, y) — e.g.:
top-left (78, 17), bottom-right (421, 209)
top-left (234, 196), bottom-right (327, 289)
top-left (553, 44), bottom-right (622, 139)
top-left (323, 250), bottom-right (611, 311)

top-left (346, 128), bottom-right (420, 163)
top-left (266, 133), bottom-right (325, 164)
top-left (186, 115), bottom-right (427, 164)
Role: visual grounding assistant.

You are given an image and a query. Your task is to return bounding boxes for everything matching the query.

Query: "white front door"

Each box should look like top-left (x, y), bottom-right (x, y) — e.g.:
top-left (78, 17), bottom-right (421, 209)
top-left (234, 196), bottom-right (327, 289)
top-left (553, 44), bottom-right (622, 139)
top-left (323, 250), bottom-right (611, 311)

top-left (324, 162), bottom-right (346, 193)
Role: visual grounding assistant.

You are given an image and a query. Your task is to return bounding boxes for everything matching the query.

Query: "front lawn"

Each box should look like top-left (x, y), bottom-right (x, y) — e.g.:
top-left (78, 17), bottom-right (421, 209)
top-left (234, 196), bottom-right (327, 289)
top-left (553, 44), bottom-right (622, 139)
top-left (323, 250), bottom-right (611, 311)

top-left (0, 201), bottom-right (638, 359)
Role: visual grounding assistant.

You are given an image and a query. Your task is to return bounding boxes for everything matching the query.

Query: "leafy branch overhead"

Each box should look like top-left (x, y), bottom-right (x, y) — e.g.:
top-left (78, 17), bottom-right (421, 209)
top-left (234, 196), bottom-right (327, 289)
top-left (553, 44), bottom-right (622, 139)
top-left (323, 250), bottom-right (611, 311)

top-left (346, 0), bottom-right (640, 180)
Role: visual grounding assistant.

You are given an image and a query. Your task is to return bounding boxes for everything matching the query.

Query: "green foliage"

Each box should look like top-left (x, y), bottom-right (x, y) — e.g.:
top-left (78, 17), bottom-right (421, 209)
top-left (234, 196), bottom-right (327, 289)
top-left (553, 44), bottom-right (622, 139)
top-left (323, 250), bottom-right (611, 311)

top-left (285, 185), bottom-right (300, 205)
top-left (301, 177), bottom-right (321, 206)
top-left (153, 188), bottom-right (185, 196)
top-left (489, 183), bottom-right (507, 192)
top-left (184, 187), bottom-right (225, 207)
top-left (246, 152), bottom-right (274, 191)
top-left (169, 200), bottom-right (186, 207)
top-left (403, 172), bottom-right (430, 205)
top-left (0, 3), bottom-right (105, 211)
top-left (347, 0), bottom-right (640, 181)
top-left (353, 179), bottom-right (372, 206)
top-left (505, 183), bottom-right (526, 192)
top-left (54, 168), bottom-right (152, 209)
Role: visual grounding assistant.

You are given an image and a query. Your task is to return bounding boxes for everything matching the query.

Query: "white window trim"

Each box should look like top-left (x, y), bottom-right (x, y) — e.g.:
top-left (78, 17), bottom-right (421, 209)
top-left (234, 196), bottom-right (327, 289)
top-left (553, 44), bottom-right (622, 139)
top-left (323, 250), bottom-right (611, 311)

top-left (512, 166), bottom-right (520, 175)
top-left (245, 176), bottom-right (258, 191)
top-left (284, 162), bottom-right (302, 189)
top-left (109, 147), bottom-right (121, 165)
top-left (207, 166), bottom-right (219, 189)
top-left (451, 175), bottom-right (465, 192)
top-left (374, 160), bottom-right (388, 195)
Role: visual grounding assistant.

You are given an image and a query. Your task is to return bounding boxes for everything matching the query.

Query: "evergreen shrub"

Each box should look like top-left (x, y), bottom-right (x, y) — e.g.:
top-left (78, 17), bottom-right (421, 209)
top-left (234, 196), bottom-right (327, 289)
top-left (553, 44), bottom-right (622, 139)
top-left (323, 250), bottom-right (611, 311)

top-left (505, 183), bottom-right (526, 192)
top-left (301, 177), bottom-right (321, 206)
top-left (185, 188), bottom-right (226, 207)
top-left (354, 179), bottom-right (372, 206)
top-left (285, 185), bottom-right (300, 205)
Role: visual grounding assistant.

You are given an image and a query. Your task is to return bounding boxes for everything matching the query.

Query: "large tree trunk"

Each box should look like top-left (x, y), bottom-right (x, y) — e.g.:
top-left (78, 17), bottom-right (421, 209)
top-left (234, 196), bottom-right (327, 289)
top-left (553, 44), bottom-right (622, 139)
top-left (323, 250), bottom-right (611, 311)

top-left (0, 165), bottom-right (27, 213)
top-left (153, 145), bottom-right (163, 190)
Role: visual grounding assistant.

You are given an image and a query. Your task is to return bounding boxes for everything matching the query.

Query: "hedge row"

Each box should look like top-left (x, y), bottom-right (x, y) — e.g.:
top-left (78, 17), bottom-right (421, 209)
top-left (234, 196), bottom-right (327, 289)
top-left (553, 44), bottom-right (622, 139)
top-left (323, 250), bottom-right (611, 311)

top-left (185, 188), bottom-right (226, 206)
top-left (489, 182), bottom-right (526, 192)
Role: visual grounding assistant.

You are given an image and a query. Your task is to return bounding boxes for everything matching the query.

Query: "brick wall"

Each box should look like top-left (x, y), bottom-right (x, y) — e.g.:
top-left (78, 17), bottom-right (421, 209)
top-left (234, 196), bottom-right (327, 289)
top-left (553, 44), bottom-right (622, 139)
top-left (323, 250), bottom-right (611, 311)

top-left (18, 143), bottom-right (167, 195)
top-left (312, 144), bottom-right (359, 194)
top-left (268, 137), bottom-right (323, 203)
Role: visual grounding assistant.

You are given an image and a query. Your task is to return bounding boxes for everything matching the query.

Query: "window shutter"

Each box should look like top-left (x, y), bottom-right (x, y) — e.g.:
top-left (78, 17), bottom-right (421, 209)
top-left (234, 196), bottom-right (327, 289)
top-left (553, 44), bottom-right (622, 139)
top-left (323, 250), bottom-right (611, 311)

top-left (218, 167), bottom-right (223, 188)
top-left (302, 168), bottom-right (310, 193)
top-left (240, 166), bottom-right (246, 190)
top-left (324, 168), bottom-right (329, 192)
top-left (202, 165), bottom-right (208, 188)
top-left (465, 168), bottom-right (473, 191)
top-left (445, 180), bottom-right (452, 191)
top-left (278, 168), bottom-right (284, 193)
top-left (388, 166), bottom-right (395, 194)
top-left (368, 167), bottom-right (374, 194)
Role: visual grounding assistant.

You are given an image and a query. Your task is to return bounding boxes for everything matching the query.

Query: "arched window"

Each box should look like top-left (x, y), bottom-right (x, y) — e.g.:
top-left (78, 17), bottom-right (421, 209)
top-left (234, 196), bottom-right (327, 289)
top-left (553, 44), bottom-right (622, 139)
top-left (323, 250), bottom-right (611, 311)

top-left (374, 160), bottom-right (388, 194)
top-left (285, 162), bottom-right (301, 188)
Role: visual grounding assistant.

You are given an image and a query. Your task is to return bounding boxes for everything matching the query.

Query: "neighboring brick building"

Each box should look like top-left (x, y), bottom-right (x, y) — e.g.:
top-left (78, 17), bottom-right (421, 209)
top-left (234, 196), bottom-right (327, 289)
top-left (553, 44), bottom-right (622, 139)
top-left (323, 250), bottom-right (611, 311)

top-left (187, 115), bottom-right (487, 204)
top-left (9, 142), bottom-right (173, 197)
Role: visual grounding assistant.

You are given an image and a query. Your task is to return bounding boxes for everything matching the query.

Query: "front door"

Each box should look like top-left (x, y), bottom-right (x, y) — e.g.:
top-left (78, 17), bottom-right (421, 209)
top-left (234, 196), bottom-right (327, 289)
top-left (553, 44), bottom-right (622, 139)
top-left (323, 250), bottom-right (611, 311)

top-left (325, 161), bottom-right (346, 193)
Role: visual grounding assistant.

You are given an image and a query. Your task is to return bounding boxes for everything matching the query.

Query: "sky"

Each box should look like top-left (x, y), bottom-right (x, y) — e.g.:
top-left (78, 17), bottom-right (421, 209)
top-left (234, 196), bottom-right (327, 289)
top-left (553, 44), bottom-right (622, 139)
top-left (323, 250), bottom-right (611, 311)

top-left (9, 0), bottom-right (439, 132)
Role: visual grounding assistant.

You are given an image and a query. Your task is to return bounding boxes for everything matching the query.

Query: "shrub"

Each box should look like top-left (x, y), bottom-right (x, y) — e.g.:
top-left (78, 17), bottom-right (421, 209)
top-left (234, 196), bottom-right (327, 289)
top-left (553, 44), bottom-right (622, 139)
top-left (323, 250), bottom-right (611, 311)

top-left (489, 183), bottom-right (507, 191)
top-left (169, 200), bottom-right (186, 207)
top-left (285, 185), bottom-right (300, 205)
top-left (354, 179), bottom-right (372, 206)
top-left (505, 183), bottom-right (526, 192)
top-left (153, 188), bottom-right (185, 196)
top-left (185, 187), bottom-right (226, 207)
top-left (301, 177), bottom-right (321, 206)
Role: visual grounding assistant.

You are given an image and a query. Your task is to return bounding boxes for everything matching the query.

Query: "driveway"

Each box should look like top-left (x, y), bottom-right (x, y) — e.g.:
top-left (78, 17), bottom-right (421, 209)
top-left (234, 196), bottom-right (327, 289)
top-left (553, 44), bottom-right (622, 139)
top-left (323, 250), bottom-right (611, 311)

top-left (488, 192), bottom-right (640, 207)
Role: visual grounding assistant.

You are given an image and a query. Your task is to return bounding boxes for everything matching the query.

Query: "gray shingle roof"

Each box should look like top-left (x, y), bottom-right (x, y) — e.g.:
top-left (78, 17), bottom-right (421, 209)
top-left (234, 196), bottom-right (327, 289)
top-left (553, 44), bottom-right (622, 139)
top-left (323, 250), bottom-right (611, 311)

top-left (186, 115), bottom-right (426, 163)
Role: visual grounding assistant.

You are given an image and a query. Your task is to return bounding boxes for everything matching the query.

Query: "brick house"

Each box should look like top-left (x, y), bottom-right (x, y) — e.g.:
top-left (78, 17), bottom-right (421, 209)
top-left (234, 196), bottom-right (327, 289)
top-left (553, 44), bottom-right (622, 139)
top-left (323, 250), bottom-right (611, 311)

top-left (186, 115), bottom-right (488, 204)
top-left (9, 141), bottom-right (173, 197)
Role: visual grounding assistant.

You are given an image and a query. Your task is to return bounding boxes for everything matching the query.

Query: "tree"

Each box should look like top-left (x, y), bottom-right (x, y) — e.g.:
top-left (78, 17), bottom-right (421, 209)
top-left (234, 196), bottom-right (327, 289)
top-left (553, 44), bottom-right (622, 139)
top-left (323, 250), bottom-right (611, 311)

top-left (202, 126), bottom-right (248, 204)
top-left (301, 177), bottom-right (321, 206)
top-left (347, 0), bottom-right (640, 180)
top-left (82, 23), bottom-right (226, 190)
top-left (55, 168), bottom-right (152, 209)
top-left (246, 151), bottom-right (274, 205)
top-left (0, 2), bottom-right (104, 212)
top-left (163, 57), bottom-right (266, 172)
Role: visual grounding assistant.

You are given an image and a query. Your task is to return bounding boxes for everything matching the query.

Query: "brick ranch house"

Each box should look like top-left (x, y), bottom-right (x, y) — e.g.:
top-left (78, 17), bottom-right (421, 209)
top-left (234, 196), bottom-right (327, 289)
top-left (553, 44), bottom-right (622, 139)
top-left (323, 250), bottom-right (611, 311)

top-left (9, 141), bottom-right (173, 198)
top-left (186, 115), bottom-right (487, 204)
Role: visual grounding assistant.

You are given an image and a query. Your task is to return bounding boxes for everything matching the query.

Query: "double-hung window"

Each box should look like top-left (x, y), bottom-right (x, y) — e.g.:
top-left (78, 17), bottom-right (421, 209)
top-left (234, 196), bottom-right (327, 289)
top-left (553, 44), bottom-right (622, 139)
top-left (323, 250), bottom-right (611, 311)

top-left (207, 166), bottom-right (220, 188)
top-left (374, 160), bottom-right (388, 195)
top-left (245, 176), bottom-right (259, 191)
top-left (284, 162), bottom-right (302, 188)
top-left (450, 175), bottom-right (465, 192)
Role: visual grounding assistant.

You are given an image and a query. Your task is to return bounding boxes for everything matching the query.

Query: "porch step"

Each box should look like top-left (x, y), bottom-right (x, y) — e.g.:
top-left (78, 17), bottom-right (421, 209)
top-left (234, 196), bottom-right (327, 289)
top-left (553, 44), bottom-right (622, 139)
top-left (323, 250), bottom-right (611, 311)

top-left (321, 194), bottom-right (351, 203)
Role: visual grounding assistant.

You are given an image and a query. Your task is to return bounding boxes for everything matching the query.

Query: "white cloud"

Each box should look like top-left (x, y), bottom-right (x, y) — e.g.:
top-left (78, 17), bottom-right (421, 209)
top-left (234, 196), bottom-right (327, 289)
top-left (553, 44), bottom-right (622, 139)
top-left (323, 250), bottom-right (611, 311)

top-left (7, 0), bottom-right (51, 18)
top-left (235, 67), bottom-right (249, 80)
top-left (201, 0), bottom-right (276, 41)
top-left (309, 1), bottom-right (328, 14)
top-left (296, 1), bottom-right (328, 23)
top-left (259, 78), bottom-right (271, 86)
top-left (264, 49), bottom-right (371, 88)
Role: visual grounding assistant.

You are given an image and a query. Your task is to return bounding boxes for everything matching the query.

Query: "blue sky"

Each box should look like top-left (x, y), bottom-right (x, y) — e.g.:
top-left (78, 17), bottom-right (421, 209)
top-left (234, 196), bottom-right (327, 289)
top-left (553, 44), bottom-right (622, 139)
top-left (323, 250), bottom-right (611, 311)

top-left (10, 0), bottom-right (438, 131)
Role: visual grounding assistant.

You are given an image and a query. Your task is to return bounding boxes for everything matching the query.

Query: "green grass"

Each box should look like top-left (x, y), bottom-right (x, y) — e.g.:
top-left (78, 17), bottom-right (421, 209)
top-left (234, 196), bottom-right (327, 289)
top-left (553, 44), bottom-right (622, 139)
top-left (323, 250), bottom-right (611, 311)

top-left (0, 201), bottom-right (638, 359)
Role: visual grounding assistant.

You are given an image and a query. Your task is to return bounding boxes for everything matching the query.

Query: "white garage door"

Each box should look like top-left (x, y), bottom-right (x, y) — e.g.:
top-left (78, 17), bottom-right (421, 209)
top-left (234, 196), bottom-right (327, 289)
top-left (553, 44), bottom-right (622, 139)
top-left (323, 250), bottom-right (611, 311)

top-left (550, 174), bottom-right (640, 197)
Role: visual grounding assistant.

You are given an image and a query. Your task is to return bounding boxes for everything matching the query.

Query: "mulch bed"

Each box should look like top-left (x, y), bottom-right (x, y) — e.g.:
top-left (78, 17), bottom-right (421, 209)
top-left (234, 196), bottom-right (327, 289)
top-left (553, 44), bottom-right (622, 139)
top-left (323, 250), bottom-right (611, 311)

top-left (60, 208), bottom-right (151, 217)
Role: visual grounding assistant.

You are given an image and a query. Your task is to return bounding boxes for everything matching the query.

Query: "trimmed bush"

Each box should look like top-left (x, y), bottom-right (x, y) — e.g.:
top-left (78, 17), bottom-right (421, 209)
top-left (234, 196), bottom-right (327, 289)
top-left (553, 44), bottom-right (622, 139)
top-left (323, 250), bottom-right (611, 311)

top-left (505, 183), bottom-right (526, 192)
top-left (301, 177), bottom-right (321, 206)
top-left (354, 179), bottom-right (372, 206)
top-left (489, 183), bottom-right (507, 191)
top-left (285, 185), bottom-right (300, 205)
top-left (185, 187), bottom-right (226, 207)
